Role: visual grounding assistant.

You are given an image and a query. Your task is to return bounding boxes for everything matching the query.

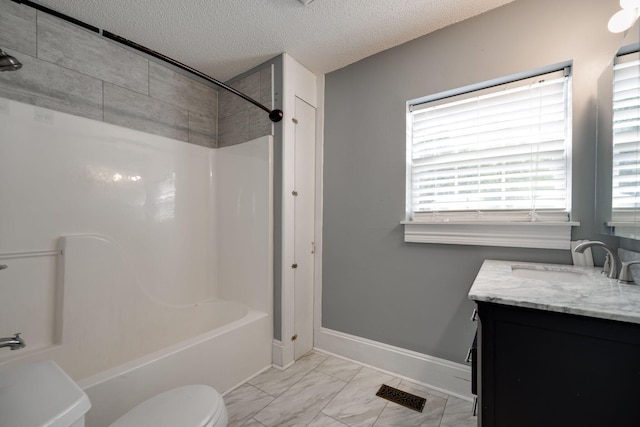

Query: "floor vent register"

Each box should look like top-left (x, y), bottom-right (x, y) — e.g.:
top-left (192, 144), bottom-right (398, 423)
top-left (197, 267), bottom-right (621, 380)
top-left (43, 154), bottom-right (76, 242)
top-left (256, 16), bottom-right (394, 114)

top-left (375, 384), bottom-right (426, 413)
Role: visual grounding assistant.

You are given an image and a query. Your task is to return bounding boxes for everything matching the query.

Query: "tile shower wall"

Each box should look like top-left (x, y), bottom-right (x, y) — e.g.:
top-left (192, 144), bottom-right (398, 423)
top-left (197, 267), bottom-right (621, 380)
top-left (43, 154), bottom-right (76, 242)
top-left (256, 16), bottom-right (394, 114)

top-left (0, 0), bottom-right (218, 147)
top-left (218, 66), bottom-right (273, 147)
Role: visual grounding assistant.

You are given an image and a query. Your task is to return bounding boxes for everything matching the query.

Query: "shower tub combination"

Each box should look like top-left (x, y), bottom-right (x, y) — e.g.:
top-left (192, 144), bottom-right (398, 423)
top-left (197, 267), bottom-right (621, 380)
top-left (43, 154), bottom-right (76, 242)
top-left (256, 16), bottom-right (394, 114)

top-left (0, 99), bottom-right (274, 427)
top-left (80, 298), bottom-right (271, 427)
top-left (63, 234), bottom-right (272, 427)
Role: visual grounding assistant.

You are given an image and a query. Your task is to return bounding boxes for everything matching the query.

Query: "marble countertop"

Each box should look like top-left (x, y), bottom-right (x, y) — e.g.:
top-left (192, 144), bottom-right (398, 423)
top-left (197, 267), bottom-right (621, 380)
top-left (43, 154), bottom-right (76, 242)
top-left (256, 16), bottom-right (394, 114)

top-left (468, 259), bottom-right (640, 324)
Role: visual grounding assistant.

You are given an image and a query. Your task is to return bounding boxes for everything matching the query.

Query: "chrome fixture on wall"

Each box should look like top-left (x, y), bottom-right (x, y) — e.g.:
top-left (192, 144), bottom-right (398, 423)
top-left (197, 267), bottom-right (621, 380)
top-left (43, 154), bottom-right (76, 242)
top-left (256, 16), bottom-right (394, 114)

top-left (9, 0), bottom-right (284, 122)
top-left (0, 333), bottom-right (25, 350)
top-left (0, 49), bottom-right (22, 71)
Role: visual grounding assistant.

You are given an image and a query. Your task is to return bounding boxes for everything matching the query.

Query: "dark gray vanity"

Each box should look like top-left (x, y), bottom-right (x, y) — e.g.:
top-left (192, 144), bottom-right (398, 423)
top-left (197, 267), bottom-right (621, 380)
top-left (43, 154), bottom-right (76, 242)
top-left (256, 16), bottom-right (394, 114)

top-left (469, 260), bottom-right (640, 427)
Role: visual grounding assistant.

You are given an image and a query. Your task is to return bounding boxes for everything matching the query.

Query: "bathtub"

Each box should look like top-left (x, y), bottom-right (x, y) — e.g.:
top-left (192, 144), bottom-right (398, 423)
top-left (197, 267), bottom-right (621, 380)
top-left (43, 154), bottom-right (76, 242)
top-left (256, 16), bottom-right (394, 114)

top-left (78, 300), bottom-right (271, 427)
top-left (0, 233), bottom-right (273, 427)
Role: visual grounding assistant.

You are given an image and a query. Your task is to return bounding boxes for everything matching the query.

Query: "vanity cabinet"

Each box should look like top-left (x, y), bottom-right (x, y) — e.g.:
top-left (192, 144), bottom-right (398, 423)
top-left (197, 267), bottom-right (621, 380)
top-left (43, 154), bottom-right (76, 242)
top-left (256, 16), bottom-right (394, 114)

top-left (476, 301), bottom-right (640, 427)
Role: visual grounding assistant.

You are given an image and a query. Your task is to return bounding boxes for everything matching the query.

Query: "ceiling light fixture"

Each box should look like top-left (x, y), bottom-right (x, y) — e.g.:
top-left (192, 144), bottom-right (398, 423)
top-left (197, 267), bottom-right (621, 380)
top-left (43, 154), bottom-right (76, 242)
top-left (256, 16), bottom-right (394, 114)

top-left (609, 0), bottom-right (640, 33)
top-left (298, 0), bottom-right (315, 5)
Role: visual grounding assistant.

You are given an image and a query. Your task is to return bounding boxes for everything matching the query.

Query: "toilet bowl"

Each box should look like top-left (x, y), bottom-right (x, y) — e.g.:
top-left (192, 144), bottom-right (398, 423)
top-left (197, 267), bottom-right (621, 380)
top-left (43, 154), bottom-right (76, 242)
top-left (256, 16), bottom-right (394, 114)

top-left (0, 361), bottom-right (228, 427)
top-left (110, 384), bottom-right (228, 427)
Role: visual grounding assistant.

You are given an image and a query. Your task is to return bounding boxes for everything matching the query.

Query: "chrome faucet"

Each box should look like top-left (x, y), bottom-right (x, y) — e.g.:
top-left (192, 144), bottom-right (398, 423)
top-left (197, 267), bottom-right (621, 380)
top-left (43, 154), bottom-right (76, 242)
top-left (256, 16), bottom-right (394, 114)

top-left (573, 241), bottom-right (619, 279)
top-left (0, 333), bottom-right (26, 350)
top-left (618, 260), bottom-right (640, 284)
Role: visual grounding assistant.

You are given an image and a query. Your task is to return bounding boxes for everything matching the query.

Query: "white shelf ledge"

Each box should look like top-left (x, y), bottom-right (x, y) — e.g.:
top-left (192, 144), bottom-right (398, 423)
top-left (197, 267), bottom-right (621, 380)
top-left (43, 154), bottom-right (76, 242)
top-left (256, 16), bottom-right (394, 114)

top-left (402, 221), bottom-right (580, 249)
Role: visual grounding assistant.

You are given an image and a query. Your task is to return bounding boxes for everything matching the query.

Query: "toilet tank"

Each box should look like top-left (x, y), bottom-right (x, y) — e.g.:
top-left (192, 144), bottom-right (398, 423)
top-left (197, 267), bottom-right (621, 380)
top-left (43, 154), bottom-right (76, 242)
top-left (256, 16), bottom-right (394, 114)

top-left (0, 360), bottom-right (91, 427)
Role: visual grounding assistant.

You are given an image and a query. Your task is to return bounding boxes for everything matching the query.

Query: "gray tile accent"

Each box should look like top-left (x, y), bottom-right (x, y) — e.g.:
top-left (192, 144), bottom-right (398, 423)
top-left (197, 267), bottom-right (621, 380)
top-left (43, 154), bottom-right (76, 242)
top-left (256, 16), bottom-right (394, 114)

top-left (37, 13), bottom-right (149, 95)
top-left (149, 62), bottom-right (217, 116)
top-left (249, 104), bottom-right (273, 141)
top-left (104, 83), bottom-right (189, 142)
top-left (188, 110), bottom-right (217, 148)
top-left (218, 110), bottom-right (249, 148)
top-left (0, 0), bottom-right (36, 56)
top-left (218, 65), bottom-right (273, 146)
top-left (251, 66), bottom-right (273, 140)
top-left (0, 51), bottom-right (102, 121)
top-left (260, 66), bottom-right (273, 108)
top-left (219, 72), bottom-right (261, 119)
top-left (2, 0), bottom-right (271, 150)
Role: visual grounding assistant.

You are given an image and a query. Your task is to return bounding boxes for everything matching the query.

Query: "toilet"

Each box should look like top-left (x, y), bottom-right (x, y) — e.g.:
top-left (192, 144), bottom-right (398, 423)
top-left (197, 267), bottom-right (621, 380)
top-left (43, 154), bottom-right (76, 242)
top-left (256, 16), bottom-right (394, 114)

top-left (110, 384), bottom-right (228, 427)
top-left (0, 360), bottom-right (228, 427)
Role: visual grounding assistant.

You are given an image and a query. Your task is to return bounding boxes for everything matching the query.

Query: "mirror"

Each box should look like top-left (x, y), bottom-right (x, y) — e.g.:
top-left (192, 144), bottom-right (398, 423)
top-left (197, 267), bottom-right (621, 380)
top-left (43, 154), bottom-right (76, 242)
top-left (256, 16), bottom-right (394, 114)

top-left (597, 20), bottom-right (640, 239)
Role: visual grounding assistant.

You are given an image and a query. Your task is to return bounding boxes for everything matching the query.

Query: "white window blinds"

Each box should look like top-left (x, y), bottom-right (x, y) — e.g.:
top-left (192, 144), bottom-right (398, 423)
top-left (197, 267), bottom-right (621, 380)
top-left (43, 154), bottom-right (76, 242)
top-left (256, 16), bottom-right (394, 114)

top-left (408, 68), bottom-right (571, 222)
top-left (612, 52), bottom-right (640, 215)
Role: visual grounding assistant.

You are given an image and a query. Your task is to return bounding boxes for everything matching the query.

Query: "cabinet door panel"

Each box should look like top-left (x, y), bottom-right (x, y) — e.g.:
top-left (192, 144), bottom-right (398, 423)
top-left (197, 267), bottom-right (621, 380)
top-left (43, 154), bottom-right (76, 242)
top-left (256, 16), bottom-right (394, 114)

top-left (478, 302), bottom-right (640, 427)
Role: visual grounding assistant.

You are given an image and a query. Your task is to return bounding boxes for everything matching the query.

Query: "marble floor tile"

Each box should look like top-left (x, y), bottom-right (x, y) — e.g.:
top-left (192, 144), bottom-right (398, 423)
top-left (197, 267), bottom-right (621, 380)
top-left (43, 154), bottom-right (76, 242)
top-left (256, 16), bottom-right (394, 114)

top-left (308, 413), bottom-right (350, 427)
top-left (224, 383), bottom-right (274, 427)
top-left (253, 370), bottom-right (346, 427)
top-left (373, 381), bottom-right (447, 427)
top-left (321, 367), bottom-right (401, 427)
top-left (314, 355), bottom-right (363, 382)
top-left (439, 395), bottom-right (477, 427)
top-left (248, 351), bottom-right (328, 396)
top-left (230, 352), bottom-right (476, 427)
top-left (397, 380), bottom-right (450, 400)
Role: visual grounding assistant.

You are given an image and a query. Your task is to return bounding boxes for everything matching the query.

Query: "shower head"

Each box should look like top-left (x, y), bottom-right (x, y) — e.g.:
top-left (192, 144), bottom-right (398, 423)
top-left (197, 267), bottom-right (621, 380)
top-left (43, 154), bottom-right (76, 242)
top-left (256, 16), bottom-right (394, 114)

top-left (0, 49), bottom-right (22, 72)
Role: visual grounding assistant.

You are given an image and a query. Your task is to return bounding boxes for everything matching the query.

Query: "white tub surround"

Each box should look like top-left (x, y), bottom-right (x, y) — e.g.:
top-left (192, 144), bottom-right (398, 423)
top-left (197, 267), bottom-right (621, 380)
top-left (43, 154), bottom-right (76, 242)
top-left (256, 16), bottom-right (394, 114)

top-left (0, 98), bottom-right (274, 426)
top-left (469, 259), bottom-right (640, 324)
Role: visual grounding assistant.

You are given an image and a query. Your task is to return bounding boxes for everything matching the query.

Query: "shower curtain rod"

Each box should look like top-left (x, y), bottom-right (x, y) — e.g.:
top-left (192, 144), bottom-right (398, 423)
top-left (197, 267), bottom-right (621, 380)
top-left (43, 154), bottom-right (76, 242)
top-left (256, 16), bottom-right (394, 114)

top-left (10, 0), bottom-right (284, 123)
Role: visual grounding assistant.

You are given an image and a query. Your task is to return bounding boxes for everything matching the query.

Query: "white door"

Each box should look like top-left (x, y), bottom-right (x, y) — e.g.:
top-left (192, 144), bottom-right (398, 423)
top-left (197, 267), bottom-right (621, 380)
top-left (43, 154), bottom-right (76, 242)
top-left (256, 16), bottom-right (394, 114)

top-left (293, 96), bottom-right (316, 360)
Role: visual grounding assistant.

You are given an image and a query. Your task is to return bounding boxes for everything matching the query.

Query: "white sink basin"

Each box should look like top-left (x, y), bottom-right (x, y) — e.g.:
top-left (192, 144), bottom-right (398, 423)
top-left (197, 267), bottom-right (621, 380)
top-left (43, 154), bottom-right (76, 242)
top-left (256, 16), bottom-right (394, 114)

top-left (510, 265), bottom-right (599, 284)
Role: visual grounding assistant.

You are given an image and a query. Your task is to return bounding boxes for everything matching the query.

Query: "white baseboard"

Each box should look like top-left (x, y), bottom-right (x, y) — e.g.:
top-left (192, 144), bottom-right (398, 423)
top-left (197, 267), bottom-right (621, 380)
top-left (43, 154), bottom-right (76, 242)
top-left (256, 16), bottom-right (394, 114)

top-left (271, 339), bottom-right (294, 369)
top-left (314, 327), bottom-right (472, 401)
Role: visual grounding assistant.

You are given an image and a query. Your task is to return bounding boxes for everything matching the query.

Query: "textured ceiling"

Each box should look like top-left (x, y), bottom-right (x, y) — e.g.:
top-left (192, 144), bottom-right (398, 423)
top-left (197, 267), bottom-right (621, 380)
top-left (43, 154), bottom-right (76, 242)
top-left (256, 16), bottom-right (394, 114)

top-left (40, 0), bottom-right (516, 81)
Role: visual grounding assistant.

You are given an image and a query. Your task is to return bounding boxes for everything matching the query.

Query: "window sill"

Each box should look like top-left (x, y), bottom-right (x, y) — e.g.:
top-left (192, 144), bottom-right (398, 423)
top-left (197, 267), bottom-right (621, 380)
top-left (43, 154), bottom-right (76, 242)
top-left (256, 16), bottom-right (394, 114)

top-left (401, 221), bottom-right (580, 250)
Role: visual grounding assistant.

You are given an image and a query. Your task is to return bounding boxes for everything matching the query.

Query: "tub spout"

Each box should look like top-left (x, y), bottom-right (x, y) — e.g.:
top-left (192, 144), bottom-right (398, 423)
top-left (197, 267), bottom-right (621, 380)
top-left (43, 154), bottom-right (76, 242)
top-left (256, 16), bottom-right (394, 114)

top-left (0, 333), bottom-right (25, 351)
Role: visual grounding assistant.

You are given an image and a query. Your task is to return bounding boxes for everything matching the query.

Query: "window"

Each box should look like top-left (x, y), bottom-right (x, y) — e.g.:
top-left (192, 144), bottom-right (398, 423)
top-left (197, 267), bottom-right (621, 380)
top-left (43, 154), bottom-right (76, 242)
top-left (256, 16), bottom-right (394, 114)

top-left (403, 66), bottom-right (578, 249)
top-left (611, 51), bottom-right (640, 224)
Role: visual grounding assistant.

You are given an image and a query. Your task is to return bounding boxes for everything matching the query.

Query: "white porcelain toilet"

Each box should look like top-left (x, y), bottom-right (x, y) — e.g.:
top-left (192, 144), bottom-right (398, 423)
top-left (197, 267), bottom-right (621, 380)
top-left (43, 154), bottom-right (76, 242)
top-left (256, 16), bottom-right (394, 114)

top-left (0, 360), bottom-right (228, 427)
top-left (110, 384), bottom-right (228, 427)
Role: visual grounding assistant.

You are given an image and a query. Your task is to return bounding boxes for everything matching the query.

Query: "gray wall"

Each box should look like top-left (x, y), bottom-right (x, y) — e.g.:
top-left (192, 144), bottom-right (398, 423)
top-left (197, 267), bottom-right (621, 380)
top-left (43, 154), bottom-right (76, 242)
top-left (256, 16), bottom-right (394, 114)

top-left (323, 0), bottom-right (625, 363)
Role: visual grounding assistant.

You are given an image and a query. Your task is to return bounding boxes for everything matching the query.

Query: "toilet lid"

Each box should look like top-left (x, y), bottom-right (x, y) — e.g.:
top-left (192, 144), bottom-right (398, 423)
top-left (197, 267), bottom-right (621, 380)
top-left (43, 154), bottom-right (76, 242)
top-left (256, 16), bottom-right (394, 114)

top-left (110, 385), bottom-right (224, 427)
